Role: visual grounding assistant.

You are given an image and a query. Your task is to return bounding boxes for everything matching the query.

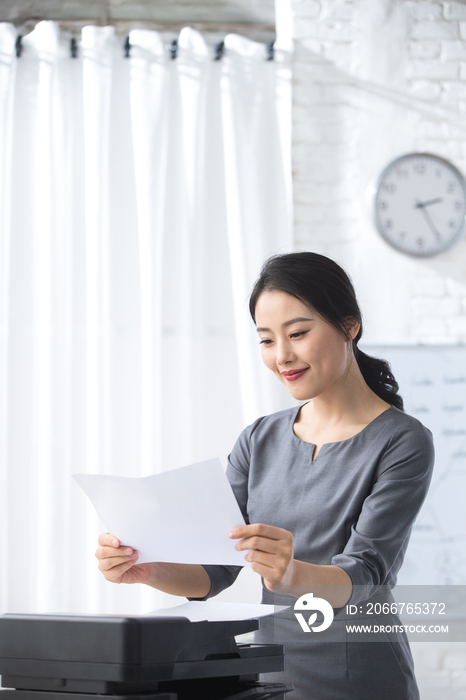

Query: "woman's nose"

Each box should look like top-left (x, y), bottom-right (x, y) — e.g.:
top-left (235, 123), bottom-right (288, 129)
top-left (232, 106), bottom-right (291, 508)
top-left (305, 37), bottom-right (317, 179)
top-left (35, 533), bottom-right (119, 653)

top-left (276, 339), bottom-right (295, 365)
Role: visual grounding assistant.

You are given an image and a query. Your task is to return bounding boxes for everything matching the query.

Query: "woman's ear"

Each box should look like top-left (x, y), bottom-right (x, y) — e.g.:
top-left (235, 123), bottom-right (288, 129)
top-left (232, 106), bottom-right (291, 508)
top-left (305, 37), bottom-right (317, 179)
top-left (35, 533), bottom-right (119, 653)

top-left (344, 317), bottom-right (360, 341)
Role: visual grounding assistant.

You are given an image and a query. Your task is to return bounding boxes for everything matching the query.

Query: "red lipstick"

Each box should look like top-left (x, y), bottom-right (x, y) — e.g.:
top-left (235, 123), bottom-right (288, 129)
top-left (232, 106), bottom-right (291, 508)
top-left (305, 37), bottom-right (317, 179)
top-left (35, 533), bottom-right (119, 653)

top-left (281, 368), bottom-right (308, 382)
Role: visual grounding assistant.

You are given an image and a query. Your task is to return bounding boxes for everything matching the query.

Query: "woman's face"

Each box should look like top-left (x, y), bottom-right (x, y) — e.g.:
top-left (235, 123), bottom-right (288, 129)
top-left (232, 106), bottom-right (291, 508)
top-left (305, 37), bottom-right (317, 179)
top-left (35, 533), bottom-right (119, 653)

top-left (254, 290), bottom-right (359, 402)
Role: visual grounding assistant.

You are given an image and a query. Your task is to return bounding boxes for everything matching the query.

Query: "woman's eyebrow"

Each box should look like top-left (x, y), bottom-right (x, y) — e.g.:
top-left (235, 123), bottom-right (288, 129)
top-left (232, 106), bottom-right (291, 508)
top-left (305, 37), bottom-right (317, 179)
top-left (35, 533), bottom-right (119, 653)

top-left (256, 317), bottom-right (314, 332)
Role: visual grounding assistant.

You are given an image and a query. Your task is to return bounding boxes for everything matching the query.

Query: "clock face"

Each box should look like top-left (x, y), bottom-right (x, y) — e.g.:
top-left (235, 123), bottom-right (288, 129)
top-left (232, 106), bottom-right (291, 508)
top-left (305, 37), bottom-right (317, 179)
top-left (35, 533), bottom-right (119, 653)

top-left (374, 153), bottom-right (466, 256)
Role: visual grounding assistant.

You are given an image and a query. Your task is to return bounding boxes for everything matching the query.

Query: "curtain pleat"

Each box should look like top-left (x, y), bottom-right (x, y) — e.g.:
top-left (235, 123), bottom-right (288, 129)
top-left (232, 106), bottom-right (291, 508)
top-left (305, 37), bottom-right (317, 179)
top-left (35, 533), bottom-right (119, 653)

top-left (0, 20), bottom-right (293, 614)
top-left (0, 22), bottom-right (16, 614)
top-left (221, 34), bottom-right (294, 424)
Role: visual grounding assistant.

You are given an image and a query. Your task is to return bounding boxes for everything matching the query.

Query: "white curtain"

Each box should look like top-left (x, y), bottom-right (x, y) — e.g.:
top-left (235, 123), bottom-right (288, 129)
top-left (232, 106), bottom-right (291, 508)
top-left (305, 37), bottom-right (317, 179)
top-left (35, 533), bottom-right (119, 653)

top-left (0, 21), bottom-right (293, 615)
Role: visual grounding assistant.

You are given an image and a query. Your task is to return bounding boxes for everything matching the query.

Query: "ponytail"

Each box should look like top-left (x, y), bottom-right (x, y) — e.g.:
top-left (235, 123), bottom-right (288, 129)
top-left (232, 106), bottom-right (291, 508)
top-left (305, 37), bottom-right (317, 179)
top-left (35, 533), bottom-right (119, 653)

top-left (354, 346), bottom-right (404, 411)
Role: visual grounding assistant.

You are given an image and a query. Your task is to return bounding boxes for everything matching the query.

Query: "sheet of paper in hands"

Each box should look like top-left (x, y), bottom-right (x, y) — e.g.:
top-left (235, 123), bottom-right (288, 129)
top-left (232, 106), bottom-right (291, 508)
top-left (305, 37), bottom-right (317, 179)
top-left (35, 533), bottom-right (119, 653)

top-left (146, 602), bottom-right (289, 622)
top-left (73, 458), bottom-right (247, 566)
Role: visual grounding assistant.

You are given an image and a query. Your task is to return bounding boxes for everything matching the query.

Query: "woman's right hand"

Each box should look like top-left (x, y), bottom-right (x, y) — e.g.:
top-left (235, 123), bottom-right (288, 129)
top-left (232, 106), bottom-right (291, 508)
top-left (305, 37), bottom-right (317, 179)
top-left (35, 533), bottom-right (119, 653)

top-left (95, 533), bottom-right (152, 584)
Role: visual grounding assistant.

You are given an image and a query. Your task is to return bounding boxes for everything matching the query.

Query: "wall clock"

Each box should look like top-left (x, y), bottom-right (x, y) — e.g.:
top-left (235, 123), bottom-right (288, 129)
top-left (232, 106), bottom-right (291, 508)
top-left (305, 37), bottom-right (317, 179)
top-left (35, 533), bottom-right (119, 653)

top-left (374, 153), bottom-right (466, 256)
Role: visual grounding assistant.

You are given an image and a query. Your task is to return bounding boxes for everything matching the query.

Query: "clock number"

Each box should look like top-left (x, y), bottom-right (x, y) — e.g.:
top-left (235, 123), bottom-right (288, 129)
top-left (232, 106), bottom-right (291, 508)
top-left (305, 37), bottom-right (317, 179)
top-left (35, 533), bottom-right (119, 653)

top-left (384, 182), bottom-right (397, 194)
top-left (416, 237), bottom-right (425, 247)
top-left (396, 167), bottom-right (409, 179)
top-left (399, 231), bottom-right (407, 240)
top-left (435, 168), bottom-right (442, 178)
top-left (454, 200), bottom-right (463, 211)
top-left (447, 181), bottom-right (455, 193)
top-left (385, 219), bottom-right (393, 229)
top-left (414, 162), bottom-right (427, 175)
top-left (449, 219), bottom-right (456, 228)
top-left (378, 200), bottom-right (389, 210)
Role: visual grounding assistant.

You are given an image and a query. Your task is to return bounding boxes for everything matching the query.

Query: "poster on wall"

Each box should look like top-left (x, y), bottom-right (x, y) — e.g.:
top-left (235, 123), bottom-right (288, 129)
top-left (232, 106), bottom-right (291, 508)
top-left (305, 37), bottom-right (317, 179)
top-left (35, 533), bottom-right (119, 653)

top-left (363, 345), bottom-right (466, 586)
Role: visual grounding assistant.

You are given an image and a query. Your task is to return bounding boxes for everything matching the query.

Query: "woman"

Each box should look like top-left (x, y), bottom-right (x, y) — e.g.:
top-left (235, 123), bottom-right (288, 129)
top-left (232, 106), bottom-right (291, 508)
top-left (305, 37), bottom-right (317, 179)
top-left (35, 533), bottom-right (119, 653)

top-left (96, 252), bottom-right (434, 699)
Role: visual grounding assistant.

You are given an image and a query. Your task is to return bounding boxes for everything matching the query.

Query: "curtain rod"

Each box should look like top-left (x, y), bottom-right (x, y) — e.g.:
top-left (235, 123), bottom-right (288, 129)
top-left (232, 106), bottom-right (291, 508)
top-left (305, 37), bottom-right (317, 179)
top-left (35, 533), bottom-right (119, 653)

top-left (11, 19), bottom-right (276, 47)
top-left (12, 19), bottom-right (275, 32)
top-left (14, 33), bottom-right (276, 61)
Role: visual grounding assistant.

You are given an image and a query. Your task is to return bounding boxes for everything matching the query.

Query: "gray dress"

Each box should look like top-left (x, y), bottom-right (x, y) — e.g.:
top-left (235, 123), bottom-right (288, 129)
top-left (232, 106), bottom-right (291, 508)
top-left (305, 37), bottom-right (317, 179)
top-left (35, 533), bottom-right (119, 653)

top-left (201, 405), bottom-right (434, 700)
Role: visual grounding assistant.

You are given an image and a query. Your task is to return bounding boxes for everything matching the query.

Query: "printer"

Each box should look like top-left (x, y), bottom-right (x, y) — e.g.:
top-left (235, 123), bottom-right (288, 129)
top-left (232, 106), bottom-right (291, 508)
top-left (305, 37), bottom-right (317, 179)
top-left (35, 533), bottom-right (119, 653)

top-left (0, 613), bottom-right (293, 700)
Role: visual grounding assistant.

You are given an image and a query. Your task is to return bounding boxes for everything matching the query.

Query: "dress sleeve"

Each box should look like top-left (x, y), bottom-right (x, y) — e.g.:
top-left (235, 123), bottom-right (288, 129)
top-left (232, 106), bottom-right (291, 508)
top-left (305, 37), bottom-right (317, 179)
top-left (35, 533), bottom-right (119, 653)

top-left (188, 565), bottom-right (242, 600)
top-left (331, 421), bottom-right (434, 605)
top-left (188, 422), bottom-right (256, 600)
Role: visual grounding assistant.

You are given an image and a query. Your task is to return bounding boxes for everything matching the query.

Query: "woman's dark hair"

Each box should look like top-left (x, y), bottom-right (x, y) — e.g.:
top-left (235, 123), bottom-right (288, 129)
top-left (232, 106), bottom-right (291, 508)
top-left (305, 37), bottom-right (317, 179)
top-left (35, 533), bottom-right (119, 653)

top-left (249, 252), bottom-right (403, 411)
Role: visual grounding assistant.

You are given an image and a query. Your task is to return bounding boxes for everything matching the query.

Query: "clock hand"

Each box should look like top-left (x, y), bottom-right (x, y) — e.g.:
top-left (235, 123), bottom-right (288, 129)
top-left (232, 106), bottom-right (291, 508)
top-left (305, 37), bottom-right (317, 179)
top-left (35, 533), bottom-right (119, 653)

top-left (414, 197), bottom-right (443, 208)
top-left (415, 198), bottom-right (441, 240)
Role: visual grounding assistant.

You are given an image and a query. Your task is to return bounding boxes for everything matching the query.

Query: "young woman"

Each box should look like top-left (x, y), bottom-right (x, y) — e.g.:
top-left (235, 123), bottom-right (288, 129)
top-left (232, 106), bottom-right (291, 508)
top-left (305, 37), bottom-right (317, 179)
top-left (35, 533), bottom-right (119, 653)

top-left (96, 252), bottom-right (434, 700)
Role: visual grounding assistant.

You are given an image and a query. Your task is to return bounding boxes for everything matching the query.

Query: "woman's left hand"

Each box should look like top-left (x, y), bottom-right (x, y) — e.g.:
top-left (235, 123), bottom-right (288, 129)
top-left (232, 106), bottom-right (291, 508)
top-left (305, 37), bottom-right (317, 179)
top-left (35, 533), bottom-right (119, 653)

top-left (229, 523), bottom-right (294, 591)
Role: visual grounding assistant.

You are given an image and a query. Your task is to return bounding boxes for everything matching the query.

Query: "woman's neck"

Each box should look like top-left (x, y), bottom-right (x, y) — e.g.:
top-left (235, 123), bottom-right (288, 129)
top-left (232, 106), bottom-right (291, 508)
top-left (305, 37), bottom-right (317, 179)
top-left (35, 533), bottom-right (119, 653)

top-left (299, 360), bottom-right (390, 431)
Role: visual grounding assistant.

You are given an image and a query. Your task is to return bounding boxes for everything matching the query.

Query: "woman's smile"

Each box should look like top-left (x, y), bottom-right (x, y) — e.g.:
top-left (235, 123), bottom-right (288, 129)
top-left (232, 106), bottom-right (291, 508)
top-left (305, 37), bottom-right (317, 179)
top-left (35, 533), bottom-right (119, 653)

top-left (281, 368), bottom-right (309, 381)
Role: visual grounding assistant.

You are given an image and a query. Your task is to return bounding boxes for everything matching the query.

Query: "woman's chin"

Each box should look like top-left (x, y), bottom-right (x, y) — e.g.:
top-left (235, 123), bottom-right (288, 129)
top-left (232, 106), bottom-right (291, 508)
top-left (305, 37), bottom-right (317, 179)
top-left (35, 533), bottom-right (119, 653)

top-left (286, 385), bottom-right (314, 402)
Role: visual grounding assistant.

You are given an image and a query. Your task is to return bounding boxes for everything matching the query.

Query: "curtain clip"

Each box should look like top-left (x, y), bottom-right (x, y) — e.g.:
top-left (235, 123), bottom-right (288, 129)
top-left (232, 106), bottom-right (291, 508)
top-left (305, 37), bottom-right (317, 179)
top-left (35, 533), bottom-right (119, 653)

top-left (170, 39), bottom-right (178, 60)
top-left (214, 40), bottom-right (225, 61)
top-left (124, 36), bottom-right (131, 58)
top-left (266, 41), bottom-right (275, 61)
top-left (15, 35), bottom-right (23, 58)
top-left (70, 37), bottom-right (78, 58)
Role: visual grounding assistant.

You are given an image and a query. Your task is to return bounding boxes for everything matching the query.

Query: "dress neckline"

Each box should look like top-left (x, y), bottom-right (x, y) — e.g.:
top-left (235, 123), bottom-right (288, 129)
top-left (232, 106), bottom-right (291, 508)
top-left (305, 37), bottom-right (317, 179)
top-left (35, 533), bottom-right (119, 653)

top-left (291, 403), bottom-right (394, 461)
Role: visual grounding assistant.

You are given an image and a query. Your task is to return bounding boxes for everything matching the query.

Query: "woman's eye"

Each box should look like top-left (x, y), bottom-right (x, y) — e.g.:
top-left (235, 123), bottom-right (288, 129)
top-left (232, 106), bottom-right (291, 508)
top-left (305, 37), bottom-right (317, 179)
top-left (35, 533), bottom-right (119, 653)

top-left (290, 331), bottom-right (307, 339)
top-left (259, 339), bottom-right (272, 345)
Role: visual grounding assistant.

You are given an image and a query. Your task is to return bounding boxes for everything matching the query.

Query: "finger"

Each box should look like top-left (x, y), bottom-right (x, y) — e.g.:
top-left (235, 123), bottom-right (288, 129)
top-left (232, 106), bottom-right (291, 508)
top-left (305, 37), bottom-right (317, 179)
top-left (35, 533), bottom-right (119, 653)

top-left (100, 557), bottom-right (138, 583)
top-left (228, 525), bottom-right (254, 539)
top-left (229, 524), bottom-right (284, 540)
top-left (248, 558), bottom-right (285, 586)
top-left (99, 553), bottom-right (138, 572)
top-left (235, 535), bottom-right (286, 554)
top-left (229, 524), bottom-right (272, 539)
top-left (248, 561), bottom-right (287, 587)
top-left (245, 549), bottom-right (277, 568)
top-left (95, 544), bottom-right (135, 560)
top-left (98, 533), bottom-right (121, 547)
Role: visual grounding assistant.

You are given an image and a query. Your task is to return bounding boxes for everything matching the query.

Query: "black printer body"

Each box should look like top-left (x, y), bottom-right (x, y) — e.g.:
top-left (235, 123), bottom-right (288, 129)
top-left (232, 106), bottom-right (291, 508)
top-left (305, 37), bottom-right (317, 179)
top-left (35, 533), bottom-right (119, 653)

top-left (0, 613), bottom-right (293, 700)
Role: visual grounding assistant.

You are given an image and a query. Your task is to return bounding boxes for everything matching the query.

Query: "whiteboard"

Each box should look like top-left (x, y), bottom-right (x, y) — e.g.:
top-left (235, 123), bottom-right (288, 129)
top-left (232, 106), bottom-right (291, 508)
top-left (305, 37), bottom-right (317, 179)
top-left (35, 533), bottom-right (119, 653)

top-left (363, 345), bottom-right (466, 586)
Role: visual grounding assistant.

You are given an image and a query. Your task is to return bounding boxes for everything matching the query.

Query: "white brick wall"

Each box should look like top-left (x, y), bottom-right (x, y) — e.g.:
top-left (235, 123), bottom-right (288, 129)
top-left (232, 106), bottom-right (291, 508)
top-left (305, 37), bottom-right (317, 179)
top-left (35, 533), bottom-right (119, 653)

top-left (291, 0), bottom-right (466, 694)
top-left (445, 3), bottom-right (466, 21)
top-left (291, 0), bottom-right (466, 348)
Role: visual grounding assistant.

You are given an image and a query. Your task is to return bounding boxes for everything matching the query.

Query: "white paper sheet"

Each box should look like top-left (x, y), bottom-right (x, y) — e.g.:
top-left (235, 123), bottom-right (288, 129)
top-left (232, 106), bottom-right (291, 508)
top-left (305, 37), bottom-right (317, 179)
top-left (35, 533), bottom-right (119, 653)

top-left (73, 458), bottom-right (247, 566)
top-left (145, 602), bottom-right (289, 622)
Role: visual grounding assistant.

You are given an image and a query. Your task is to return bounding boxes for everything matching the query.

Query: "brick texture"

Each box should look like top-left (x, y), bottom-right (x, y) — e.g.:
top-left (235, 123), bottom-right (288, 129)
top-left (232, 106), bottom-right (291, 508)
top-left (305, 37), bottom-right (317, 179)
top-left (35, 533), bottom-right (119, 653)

top-left (291, 0), bottom-right (466, 354)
